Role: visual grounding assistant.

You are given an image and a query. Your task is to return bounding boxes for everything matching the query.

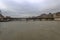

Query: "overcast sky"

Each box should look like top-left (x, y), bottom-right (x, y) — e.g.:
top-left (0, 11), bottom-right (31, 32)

top-left (0, 0), bottom-right (60, 17)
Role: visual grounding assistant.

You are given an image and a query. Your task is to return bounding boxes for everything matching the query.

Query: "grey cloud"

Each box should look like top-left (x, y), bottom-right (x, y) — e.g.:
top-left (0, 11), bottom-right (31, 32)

top-left (0, 0), bottom-right (60, 17)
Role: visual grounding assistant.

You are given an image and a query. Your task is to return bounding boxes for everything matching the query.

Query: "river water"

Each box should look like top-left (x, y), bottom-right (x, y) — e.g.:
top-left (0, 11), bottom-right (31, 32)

top-left (0, 21), bottom-right (60, 40)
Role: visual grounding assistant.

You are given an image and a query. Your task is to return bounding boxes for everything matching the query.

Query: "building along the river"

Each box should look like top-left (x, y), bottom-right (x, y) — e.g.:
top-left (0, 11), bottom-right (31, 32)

top-left (54, 12), bottom-right (60, 21)
top-left (47, 13), bottom-right (54, 20)
top-left (36, 13), bottom-right (54, 21)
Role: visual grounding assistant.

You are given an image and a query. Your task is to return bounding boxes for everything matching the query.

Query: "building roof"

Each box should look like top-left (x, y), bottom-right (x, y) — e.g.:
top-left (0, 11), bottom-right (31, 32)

top-left (56, 12), bottom-right (60, 16)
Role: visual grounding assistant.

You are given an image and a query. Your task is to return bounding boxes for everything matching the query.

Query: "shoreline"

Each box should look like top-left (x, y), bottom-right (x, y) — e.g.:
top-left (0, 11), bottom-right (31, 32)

top-left (0, 20), bottom-right (60, 22)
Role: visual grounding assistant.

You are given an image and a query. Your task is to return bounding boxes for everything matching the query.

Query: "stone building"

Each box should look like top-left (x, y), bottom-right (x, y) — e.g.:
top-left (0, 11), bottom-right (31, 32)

top-left (53, 12), bottom-right (60, 21)
top-left (38, 13), bottom-right (54, 21)
top-left (40, 14), bottom-right (48, 18)
top-left (48, 13), bottom-right (53, 18)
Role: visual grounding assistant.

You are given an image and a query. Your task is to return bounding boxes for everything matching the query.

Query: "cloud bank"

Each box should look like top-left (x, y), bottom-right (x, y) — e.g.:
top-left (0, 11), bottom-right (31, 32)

top-left (0, 0), bottom-right (60, 17)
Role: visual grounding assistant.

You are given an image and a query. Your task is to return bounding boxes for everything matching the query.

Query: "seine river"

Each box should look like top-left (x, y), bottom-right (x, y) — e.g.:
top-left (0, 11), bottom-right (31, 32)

top-left (0, 21), bottom-right (60, 40)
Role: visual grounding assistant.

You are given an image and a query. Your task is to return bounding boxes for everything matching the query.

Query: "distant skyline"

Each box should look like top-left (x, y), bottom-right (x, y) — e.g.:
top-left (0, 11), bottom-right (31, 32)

top-left (0, 0), bottom-right (60, 17)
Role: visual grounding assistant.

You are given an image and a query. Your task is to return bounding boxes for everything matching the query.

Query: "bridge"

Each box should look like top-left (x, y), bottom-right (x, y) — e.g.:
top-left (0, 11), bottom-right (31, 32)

top-left (9, 17), bottom-right (54, 21)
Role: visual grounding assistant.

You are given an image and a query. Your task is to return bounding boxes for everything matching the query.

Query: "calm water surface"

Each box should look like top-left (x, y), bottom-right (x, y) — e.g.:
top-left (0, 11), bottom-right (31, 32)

top-left (0, 21), bottom-right (60, 40)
